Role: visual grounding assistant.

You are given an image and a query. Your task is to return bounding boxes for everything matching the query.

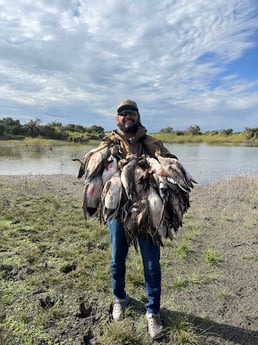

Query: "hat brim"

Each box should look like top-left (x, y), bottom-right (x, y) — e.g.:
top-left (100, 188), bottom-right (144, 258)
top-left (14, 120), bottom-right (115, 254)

top-left (117, 105), bottom-right (138, 112)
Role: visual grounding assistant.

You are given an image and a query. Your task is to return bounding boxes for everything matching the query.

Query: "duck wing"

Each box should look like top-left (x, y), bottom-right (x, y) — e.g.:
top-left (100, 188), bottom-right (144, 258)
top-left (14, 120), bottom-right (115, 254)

top-left (84, 146), bottom-right (111, 180)
top-left (102, 156), bottom-right (118, 185)
top-left (81, 175), bottom-right (103, 219)
top-left (124, 198), bottom-right (149, 247)
top-left (164, 182), bottom-right (190, 231)
top-left (75, 139), bottom-right (109, 178)
top-left (120, 156), bottom-right (138, 201)
top-left (100, 172), bottom-right (123, 223)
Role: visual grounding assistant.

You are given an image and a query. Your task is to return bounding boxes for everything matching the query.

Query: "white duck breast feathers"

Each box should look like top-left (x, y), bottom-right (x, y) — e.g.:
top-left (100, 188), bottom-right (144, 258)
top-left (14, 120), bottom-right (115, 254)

top-left (76, 140), bottom-right (197, 246)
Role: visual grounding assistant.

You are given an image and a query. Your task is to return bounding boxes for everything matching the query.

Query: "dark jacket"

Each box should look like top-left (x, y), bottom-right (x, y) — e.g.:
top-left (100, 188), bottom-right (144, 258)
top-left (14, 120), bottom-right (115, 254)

top-left (109, 126), bottom-right (178, 159)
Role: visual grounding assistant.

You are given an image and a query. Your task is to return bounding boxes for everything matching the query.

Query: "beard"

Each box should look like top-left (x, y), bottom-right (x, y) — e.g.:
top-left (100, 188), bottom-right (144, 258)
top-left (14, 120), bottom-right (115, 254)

top-left (117, 122), bottom-right (140, 134)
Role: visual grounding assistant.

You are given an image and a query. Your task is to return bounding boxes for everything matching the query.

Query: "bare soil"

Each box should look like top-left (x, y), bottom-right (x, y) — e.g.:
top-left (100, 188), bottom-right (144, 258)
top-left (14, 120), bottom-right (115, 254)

top-left (0, 174), bottom-right (257, 345)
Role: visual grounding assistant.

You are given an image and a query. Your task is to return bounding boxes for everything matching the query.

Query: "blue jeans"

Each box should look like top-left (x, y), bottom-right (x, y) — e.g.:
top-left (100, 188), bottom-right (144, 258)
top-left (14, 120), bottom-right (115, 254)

top-left (108, 219), bottom-right (161, 314)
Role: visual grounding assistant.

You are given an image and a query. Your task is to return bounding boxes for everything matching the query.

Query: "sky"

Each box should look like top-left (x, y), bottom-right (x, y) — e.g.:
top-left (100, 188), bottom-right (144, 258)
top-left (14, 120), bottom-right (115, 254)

top-left (0, 0), bottom-right (258, 133)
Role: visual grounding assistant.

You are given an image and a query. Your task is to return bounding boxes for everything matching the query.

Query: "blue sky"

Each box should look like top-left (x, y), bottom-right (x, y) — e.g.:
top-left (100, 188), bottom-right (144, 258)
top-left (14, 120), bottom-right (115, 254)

top-left (0, 0), bottom-right (258, 132)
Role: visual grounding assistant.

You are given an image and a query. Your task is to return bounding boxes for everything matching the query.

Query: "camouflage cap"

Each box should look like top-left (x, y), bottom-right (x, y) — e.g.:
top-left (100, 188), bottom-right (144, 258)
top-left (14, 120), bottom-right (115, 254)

top-left (117, 99), bottom-right (138, 112)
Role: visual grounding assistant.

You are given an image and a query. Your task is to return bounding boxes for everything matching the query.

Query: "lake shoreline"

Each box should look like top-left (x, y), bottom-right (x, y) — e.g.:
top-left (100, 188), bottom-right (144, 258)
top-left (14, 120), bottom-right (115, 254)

top-left (1, 134), bottom-right (258, 145)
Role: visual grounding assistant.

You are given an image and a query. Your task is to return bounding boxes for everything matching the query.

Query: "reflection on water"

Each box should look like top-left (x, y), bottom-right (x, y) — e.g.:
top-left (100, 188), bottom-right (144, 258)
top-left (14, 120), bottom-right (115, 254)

top-left (0, 142), bottom-right (257, 185)
top-left (166, 143), bottom-right (258, 184)
top-left (0, 143), bottom-right (95, 176)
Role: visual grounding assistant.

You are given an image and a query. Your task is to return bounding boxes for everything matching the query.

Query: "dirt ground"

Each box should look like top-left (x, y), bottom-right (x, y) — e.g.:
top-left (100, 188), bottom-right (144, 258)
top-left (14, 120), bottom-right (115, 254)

top-left (0, 174), bottom-right (257, 345)
top-left (174, 176), bottom-right (258, 345)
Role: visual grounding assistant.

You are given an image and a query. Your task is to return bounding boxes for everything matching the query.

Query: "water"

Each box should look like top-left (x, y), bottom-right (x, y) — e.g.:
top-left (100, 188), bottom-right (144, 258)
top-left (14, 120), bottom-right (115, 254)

top-left (0, 142), bottom-right (257, 185)
top-left (166, 143), bottom-right (258, 184)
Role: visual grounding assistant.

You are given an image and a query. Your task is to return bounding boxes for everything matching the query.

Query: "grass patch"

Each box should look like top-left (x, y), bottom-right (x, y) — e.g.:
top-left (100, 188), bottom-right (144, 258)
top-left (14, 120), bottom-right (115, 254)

top-left (172, 276), bottom-right (189, 290)
top-left (175, 238), bottom-right (198, 261)
top-left (219, 288), bottom-right (232, 300)
top-left (175, 239), bottom-right (191, 260)
top-left (167, 272), bottom-right (218, 291)
top-left (188, 272), bottom-right (201, 285)
top-left (99, 321), bottom-right (143, 345)
top-left (164, 316), bottom-right (199, 345)
top-left (0, 219), bottom-right (12, 228)
top-left (203, 248), bottom-right (222, 265)
top-left (152, 132), bottom-right (258, 145)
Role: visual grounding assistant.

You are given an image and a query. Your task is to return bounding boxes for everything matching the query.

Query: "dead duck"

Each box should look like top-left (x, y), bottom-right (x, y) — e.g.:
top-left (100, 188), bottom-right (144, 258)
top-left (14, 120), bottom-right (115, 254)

top-left (81, 175), bottom-right (103, 219)
top-left (156, 154), bottom-right (197, 192)
top-left (100, 171), bottom-right (123, 223)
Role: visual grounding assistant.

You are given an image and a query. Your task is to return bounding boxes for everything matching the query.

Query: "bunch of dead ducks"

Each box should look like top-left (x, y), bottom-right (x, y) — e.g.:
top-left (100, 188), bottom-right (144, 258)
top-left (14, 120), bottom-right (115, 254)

top-left (74, 140), bottom-right (197, 246)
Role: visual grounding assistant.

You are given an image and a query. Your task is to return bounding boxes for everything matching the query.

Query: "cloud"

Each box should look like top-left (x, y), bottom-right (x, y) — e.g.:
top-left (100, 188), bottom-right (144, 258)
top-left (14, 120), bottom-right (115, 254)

top-left (0, 0), bottom-right (258, 131)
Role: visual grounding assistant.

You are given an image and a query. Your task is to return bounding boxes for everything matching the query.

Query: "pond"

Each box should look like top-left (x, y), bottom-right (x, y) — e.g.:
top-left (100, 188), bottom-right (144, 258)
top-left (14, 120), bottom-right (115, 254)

top-left (0, 142), bottom-right (257, 185)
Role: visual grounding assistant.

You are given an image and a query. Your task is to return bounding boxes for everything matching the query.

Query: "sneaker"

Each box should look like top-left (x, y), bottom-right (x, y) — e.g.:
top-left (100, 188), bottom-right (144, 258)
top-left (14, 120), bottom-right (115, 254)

top-left (145, 312), bottom-right (164, 340)
top-left (112, 295), bottom-right (130, 321)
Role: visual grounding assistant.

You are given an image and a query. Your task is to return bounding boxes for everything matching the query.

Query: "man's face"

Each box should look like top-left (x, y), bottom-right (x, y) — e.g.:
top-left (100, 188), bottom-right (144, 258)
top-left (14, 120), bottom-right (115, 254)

top-left (116, 109), bottom-right (140, 134)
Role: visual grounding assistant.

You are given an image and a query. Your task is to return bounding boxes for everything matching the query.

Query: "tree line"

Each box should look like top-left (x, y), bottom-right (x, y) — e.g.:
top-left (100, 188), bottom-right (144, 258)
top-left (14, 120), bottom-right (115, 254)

top-left (160, 125), bottom-right (258, 139)
top-left (0, 117), bottom-right (105, 143)
top-left (0, 117), bottom-right (257, 141)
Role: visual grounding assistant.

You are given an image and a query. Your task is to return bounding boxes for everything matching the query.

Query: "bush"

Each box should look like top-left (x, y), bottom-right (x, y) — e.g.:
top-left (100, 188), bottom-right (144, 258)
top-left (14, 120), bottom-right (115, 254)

top-left (244, 127), bottom-right (258, 139)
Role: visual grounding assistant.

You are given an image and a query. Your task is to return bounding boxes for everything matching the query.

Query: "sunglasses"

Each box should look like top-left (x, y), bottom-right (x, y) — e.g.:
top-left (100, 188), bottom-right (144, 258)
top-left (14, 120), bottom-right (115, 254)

top-left (118, 109), bottom-right (138, 117)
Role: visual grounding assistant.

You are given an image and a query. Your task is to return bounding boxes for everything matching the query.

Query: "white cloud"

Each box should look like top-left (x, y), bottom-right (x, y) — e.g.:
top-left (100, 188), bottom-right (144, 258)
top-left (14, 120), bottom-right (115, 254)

top-left (0, 0), bottom-right (258, 131)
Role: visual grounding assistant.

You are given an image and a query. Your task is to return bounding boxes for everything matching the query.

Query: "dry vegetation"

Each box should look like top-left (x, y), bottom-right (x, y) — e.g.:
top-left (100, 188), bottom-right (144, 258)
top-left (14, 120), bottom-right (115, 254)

top-left (0, 174), bottom-right (257, 345)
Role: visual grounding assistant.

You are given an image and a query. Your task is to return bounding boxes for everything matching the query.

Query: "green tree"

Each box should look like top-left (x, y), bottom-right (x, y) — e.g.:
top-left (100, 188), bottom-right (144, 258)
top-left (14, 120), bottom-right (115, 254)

top-left (219, 128), bottom-right (233, 136)
top-left (38, 125), bottom-right (67, 140)
top-left (0, 124), bottom-right (6, 136)
top-left (160, 126), bottom-right (173, 133)
top-left (244, 127), bottom-right (258, 139)
top-left (89, 125), bottom-right (105, 134)
top-left (24, 118), bottom-right (41, 137)
top-left (186, 125), bottom-right (201, 135)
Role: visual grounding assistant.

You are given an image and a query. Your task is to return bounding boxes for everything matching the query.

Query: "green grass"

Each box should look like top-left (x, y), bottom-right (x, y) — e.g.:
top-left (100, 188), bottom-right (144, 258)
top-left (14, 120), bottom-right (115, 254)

top-left (0, 180), bottom-right (202, 345)
top-left (99, 321), bottom-right (144, 345)
top-left (152, 132), bottom-right (258, 145)
top-left (1, 131), bottom-right (258, 149)
top-left (174, 236), bottom-right (199, 261)
top-left (164, 316), bottom-right (199, 345)
top-left (172, 276), bottom-right (189, 290)
top-left (0, 185), bottom-right (113, 344)
top-left (2, 175), bottom-right (257, 344)
top-left (203, 248), bottom-right (223, 265)
top-left (218, 289), bottom-right (232, 300)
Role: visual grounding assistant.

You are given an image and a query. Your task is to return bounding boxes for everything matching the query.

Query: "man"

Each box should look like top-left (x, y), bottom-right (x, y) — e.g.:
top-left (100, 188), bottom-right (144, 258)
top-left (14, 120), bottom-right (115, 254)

top-left (107, 99), bottom-right (177, 340)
